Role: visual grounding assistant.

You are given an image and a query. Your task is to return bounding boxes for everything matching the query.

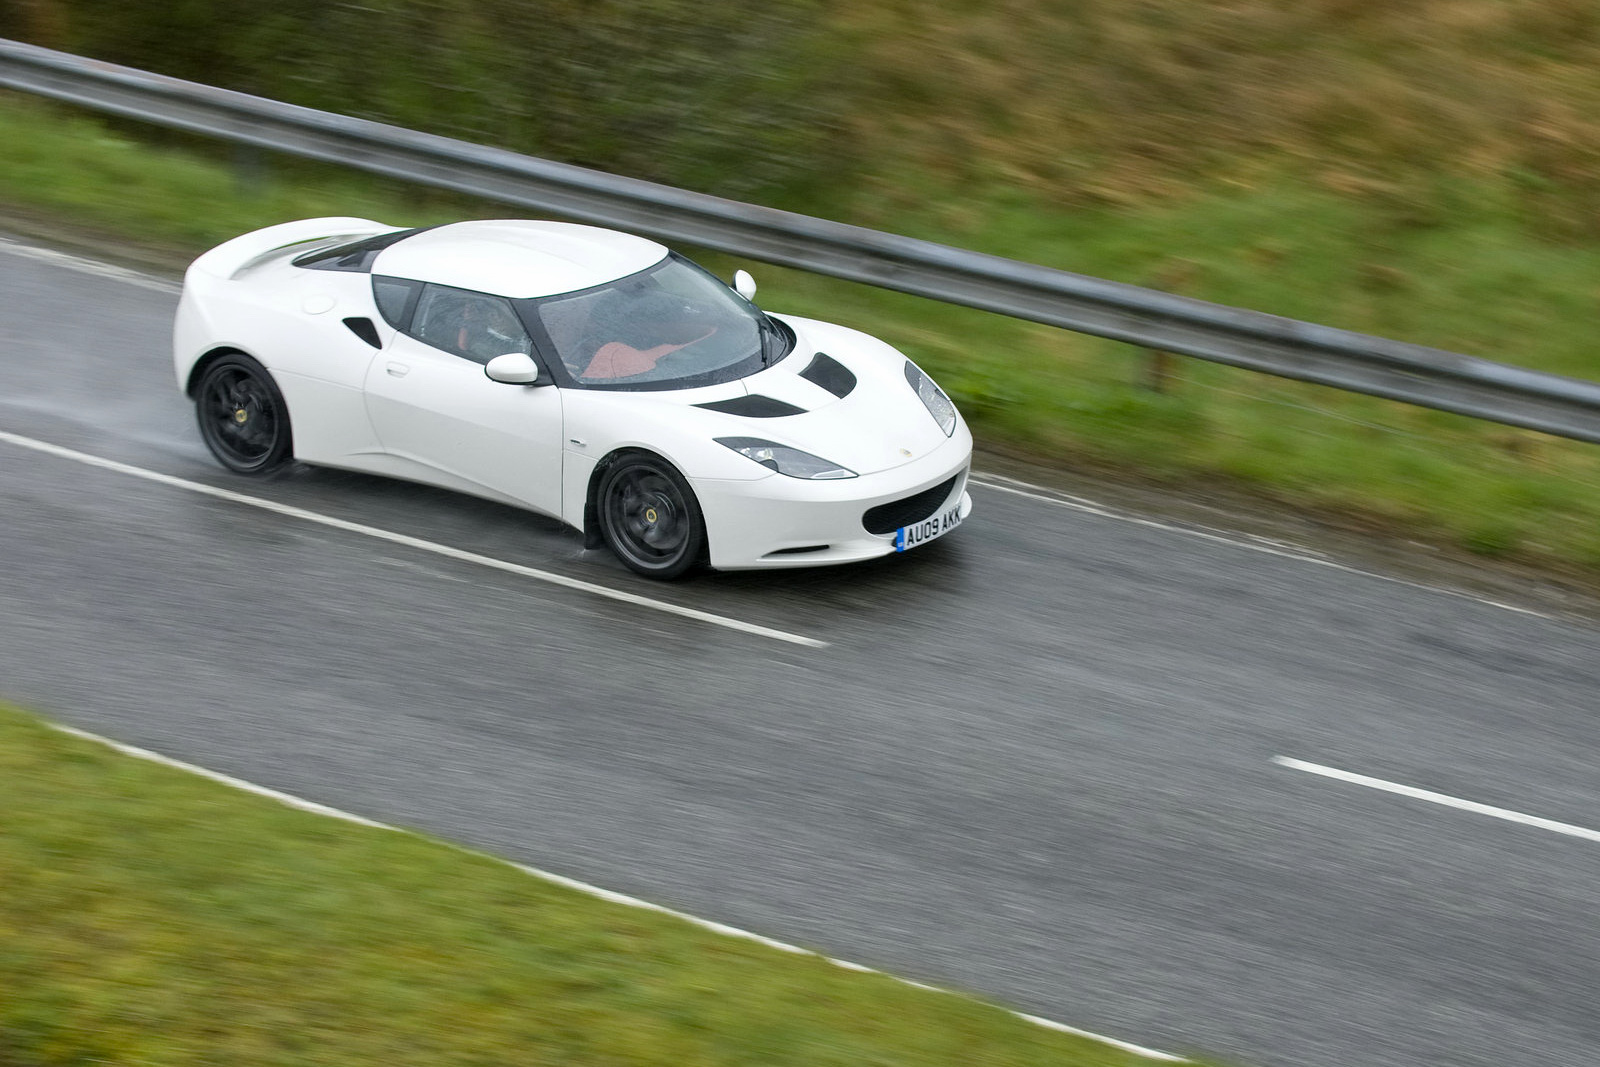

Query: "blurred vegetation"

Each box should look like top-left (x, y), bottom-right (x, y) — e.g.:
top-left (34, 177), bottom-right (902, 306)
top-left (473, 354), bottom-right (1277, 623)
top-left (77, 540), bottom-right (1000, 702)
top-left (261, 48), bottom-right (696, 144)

top-left (839, 0), bottom-right (1600, 239)
top-left (15, 0), bottom-right (1600, 230)
top-left (0, 0), bottom-right (860, 201)
top-left (5, 2), bottom-right (1600, 576)
top-left (0, 703), bottom-right (1172, 1066)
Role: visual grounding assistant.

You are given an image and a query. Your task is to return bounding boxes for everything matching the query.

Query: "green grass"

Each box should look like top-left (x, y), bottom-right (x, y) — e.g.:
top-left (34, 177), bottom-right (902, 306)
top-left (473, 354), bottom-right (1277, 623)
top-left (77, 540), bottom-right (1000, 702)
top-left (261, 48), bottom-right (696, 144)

top-left (725, 178), bottom-right (1600, 572)
top-left (4, 93), bottom-right (1600, 577)
top-left (0, 703), bottom-right (1173, 1066)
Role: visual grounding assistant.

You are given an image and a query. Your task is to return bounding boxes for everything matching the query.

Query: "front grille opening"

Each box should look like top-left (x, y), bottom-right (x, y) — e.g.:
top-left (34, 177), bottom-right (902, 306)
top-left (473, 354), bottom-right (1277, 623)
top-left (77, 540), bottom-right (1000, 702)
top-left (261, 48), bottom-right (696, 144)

top-left (862, 474), bottom-right (960, 535)
top-left (764, 544), bottom-right (831, 557)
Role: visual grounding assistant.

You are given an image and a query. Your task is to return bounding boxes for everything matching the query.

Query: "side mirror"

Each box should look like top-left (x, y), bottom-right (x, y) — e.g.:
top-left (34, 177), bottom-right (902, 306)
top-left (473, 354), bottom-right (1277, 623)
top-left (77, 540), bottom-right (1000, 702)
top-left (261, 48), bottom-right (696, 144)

top-left (733, 269), bottom-right (757, 302)
top-left (484, 352), bottom-right (540, 385)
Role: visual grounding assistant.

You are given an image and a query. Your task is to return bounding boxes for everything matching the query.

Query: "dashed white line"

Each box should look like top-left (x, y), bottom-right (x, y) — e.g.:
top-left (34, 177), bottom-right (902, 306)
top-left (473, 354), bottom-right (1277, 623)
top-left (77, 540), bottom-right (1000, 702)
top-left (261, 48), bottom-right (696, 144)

top-left (1274, 756), bottom-right (1600, 843)
top-left (0, 429), bottom-right (827, 649)
top-left (968, 473), bottom-right (1552, 620)
top-left (50, 719), bottom-right (1185, 1062)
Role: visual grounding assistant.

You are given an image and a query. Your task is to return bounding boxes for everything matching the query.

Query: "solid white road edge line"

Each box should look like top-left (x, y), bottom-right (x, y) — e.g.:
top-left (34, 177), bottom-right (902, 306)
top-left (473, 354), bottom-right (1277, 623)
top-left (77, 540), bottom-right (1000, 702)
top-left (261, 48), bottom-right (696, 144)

top-left (50, 720), bottom-right (1185, 1062)
top-left (1273, 756), bottom-right (1600, 844)
top-left (0, 235), bottom-right (182, 294)
top-left (969, 474), bottom-right (1552, 620)
top-left (0, 429), bottom-right (827, 649)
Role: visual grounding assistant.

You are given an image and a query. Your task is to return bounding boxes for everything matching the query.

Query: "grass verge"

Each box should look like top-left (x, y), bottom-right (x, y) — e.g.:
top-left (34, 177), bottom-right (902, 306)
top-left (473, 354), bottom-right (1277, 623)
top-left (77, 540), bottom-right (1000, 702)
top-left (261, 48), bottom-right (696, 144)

top-left (0, 703), bottom-right (1176, 1066)
top-left (4, 94), bottom-right (1600, 580)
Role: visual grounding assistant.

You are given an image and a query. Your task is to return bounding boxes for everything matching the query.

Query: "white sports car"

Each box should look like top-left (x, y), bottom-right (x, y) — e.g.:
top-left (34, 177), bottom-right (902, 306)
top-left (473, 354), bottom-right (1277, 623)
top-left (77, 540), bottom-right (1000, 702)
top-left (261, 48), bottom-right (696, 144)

top-left (174, 218), bottom-right (973, 578)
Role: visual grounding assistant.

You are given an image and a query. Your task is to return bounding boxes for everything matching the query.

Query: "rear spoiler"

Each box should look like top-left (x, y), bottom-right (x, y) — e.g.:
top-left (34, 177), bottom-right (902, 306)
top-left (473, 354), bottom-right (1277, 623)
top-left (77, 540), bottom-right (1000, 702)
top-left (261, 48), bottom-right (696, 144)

top-left (188, 217), bottom-right (396, 280)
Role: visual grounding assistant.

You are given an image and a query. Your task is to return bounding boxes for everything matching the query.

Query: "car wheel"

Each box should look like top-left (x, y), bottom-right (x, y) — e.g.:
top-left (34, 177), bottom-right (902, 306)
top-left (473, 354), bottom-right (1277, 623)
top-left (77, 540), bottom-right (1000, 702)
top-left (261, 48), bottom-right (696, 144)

top-left (194, 355), bottom-right (293, 475)
top-left (597, 453), bottom-right (706, 579)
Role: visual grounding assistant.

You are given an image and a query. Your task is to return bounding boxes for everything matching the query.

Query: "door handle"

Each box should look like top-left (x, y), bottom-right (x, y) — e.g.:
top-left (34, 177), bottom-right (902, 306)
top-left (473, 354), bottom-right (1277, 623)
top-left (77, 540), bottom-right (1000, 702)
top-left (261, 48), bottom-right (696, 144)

top-left (386, 362), bottom-right (409, 377)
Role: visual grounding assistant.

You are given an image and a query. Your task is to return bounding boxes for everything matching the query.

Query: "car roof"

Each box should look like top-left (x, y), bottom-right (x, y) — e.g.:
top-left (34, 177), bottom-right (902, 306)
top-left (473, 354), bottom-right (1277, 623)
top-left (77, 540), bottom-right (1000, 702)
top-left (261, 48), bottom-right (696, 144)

top-left (371, 220), bottom-right (668, 299)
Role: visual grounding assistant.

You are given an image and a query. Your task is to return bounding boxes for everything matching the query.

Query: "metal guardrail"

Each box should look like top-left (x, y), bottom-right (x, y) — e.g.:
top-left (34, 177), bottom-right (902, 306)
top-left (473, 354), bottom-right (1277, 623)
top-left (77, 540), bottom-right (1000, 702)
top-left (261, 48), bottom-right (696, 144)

top-left (5, 36), bottom-right (1600, 443)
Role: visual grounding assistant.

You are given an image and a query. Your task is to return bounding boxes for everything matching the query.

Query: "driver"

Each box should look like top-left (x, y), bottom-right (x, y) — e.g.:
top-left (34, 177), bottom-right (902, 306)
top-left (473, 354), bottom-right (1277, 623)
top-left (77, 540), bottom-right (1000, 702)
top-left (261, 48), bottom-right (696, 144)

top-left (455, 297), bottom-right (531, 363)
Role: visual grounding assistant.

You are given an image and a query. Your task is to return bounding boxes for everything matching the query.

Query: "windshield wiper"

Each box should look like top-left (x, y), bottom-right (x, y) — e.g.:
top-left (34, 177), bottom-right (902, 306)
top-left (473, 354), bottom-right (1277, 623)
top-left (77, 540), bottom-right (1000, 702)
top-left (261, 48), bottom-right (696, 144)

top-left (757, 315), bottom-right (788, 368)
top-left (758, 318), bottom-right (775, 368)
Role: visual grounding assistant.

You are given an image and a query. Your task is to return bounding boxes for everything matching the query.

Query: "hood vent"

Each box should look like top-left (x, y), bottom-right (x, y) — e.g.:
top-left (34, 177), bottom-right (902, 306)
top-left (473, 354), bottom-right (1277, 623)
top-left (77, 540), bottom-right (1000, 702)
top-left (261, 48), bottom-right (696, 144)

top-left (800, 352), bottom-right (856, 398)
top-left (695, 395), bottom-right (806, 418)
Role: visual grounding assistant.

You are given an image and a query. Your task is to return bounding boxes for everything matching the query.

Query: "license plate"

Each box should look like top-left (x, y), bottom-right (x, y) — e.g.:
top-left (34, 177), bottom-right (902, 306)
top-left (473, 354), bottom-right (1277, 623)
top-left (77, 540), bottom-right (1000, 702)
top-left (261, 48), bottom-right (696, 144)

top-left (894, 504), bottom-right (962, 552)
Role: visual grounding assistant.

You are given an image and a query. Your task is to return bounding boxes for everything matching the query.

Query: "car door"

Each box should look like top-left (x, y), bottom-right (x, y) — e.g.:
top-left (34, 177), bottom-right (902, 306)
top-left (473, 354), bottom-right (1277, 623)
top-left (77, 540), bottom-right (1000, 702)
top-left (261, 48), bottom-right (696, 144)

top-left (362, 282), bottom-right (564, 518)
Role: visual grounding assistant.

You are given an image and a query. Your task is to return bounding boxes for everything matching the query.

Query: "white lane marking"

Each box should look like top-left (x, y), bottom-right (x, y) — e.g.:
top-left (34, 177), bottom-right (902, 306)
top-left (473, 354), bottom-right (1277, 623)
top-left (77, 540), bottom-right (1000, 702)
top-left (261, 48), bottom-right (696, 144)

top-left (0, 235), bottom-right (182, 295)
top-left (49, 719), bottom-right (1184, 1061)
top-left (0, 429), bottom-right (827, 649)
top-left (51, 724), bottom-right (394, 828)
top-left (1274, 756), bottom-right (1600, 844)
top-left (969, 473), bottom-right (1551, 620)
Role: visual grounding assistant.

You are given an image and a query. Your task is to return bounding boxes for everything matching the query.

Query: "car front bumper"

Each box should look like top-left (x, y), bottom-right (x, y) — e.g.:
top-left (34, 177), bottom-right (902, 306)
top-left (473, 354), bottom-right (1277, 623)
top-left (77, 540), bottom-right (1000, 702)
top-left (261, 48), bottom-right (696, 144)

top-left (693, 432), bottom-right (973, 570)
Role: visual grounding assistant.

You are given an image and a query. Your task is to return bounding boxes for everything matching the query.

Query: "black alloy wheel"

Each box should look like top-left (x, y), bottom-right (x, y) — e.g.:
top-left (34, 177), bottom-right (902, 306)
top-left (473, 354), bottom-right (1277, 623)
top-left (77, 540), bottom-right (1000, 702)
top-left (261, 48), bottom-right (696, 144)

top-left (597, 453), bottom-right (706, 579)
top-left (195, 355), bottom-right (293, 475)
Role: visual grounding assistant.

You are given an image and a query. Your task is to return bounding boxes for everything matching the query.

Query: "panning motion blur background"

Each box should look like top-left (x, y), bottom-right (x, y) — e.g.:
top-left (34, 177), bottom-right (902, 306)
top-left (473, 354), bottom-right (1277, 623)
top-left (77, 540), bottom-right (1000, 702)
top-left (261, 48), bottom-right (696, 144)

top-left (5, 0), bottom-right (1600, 579)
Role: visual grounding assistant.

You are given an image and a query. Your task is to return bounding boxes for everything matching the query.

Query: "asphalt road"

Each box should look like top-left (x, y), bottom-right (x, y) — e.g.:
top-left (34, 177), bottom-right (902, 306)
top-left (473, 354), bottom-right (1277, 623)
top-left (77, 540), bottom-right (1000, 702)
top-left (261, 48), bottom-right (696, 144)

top-left (3, 237), bottom-right (1598, 1067)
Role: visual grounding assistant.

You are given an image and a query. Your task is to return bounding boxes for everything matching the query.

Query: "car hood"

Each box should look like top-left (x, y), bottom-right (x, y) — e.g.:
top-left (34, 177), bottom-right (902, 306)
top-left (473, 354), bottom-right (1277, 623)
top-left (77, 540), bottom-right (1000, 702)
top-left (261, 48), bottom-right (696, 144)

top-left (579, 314), bottom-right (959, 476)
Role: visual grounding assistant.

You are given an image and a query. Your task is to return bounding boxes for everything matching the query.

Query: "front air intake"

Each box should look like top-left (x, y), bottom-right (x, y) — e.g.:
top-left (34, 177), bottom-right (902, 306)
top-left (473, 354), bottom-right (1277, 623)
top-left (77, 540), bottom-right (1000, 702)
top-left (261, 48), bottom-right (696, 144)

top-left (764, 544), bottom-right (830, 557)
top-left (862, 474), bottom-right (960, 535)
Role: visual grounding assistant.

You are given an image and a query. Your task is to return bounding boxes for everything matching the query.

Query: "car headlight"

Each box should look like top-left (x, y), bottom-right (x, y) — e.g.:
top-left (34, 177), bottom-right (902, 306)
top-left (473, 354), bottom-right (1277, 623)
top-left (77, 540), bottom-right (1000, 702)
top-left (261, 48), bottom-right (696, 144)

top-left (905, 361), bottom-right (957, 436)
top-left (716, 437), bottom-right (857, 479)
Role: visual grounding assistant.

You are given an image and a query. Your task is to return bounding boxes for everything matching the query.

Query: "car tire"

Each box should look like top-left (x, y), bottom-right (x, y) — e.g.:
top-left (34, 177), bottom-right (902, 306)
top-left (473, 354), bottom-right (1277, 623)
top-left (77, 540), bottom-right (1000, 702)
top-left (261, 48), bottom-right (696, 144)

top-left (597, 452), bottom-right (706, 580)
top-left (194, 354), bottom-right (294, 475)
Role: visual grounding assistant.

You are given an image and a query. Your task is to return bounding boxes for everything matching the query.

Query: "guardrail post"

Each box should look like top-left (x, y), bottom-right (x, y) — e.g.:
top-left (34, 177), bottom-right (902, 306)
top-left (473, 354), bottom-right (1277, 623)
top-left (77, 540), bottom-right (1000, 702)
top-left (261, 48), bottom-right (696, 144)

top-left (1140, 261), bottom-right (1195, 394)
top-left (232, 143), bottom-right (266, 197)
top-left (1142, 349), bottom-right (1175, 393)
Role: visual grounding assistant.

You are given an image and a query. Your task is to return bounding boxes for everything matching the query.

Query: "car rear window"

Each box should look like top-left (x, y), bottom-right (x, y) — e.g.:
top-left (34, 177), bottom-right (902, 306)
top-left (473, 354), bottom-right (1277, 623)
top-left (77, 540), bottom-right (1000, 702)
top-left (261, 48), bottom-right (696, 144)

top-left (294, 227), bottom-right (430, 272)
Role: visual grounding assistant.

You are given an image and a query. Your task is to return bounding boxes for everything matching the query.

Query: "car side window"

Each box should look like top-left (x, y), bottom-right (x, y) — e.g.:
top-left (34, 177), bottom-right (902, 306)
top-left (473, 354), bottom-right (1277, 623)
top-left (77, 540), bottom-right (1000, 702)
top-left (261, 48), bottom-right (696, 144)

top-left (372, 276), bottom-right (422, 329)
top-left (410, 284), bottom-right (534, 365)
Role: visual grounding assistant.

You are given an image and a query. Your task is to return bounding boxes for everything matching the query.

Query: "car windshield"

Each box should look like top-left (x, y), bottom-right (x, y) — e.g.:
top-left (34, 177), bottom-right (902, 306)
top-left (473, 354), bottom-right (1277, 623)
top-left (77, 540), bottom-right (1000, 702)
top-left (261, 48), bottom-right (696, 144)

top-left (523, 253), bottom-right (791, 390)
